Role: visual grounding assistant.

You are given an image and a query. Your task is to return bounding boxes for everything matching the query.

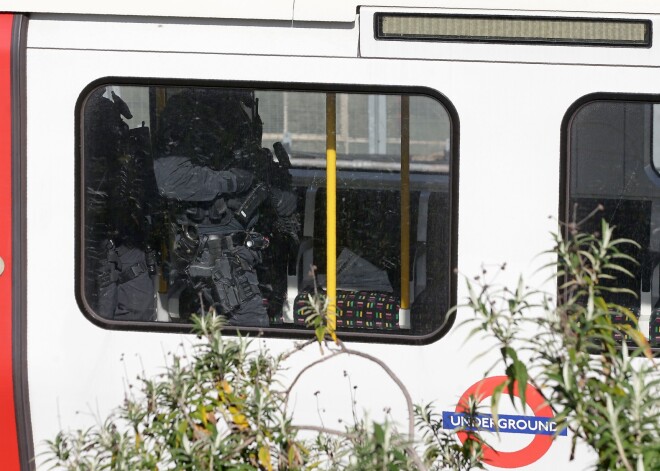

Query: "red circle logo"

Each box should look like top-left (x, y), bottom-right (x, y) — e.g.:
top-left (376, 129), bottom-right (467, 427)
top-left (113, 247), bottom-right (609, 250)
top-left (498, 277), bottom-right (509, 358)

top-left (455, 376), bottom-right (554, 468)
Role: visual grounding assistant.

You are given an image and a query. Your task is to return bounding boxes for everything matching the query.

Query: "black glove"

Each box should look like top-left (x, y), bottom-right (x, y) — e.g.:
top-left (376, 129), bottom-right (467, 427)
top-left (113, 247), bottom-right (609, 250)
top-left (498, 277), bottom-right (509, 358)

top-left (274, 213), bottom-right (300, 245)
top-left (271, 188), bottom-right (297, 217)
top-left (228, 168), bottom-right (253, 193)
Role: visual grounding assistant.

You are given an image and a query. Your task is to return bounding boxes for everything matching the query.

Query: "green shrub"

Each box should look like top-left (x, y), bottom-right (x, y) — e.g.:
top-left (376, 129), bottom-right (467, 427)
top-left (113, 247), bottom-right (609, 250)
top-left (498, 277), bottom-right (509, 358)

top-left (45, 309), bottom-right (481, 470)
top-left (47, 220), bottom-right (659, 470)
top-left (464, 219), bottom-right (660, 470)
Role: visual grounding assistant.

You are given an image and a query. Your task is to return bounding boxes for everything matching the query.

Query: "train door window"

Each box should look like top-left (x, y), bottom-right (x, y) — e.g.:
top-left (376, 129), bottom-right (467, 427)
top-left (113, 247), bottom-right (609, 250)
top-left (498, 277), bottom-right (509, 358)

top-left (79, 84), bottom-right (454, 341)
top-left (567, 99), bottom-right (660, 348)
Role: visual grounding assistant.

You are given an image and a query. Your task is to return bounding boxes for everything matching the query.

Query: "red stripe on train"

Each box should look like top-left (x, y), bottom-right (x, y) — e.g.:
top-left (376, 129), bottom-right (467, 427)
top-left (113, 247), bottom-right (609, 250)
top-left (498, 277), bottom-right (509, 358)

top-left (0, 12), bottom-right (21, 471)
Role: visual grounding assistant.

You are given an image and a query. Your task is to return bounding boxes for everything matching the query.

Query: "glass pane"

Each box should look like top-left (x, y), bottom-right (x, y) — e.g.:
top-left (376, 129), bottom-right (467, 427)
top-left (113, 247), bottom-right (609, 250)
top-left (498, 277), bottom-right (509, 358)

top-left (81, 85), bottom-right (452, 336)
top-left (568, 100), bottom-right (660, 346)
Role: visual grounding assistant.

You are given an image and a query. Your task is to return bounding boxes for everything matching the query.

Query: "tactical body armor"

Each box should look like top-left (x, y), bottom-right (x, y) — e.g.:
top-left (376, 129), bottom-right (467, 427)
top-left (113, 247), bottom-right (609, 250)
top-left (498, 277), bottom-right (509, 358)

top-left (154, 88), bottom-right (299, 326)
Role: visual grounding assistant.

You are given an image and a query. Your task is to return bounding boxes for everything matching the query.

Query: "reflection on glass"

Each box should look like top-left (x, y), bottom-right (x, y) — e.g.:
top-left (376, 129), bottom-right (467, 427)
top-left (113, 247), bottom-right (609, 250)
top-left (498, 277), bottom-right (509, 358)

top-left (82, 86), bottom-right (451, 335)
top-left (569, 101), bottom-right (660, 346)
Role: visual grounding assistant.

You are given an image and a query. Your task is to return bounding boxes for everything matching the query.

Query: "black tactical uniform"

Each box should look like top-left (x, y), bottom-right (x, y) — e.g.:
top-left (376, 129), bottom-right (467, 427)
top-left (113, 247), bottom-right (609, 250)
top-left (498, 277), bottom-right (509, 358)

top-left (84, 88), bottom-right (157, 322)
top-left (154, 89), bottom-right (298, 327)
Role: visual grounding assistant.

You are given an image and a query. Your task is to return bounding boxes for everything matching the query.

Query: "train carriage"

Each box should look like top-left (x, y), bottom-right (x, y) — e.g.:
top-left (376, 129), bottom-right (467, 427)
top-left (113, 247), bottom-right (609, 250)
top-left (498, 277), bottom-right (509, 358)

top-left (1, 1), bottom-right (659, 469)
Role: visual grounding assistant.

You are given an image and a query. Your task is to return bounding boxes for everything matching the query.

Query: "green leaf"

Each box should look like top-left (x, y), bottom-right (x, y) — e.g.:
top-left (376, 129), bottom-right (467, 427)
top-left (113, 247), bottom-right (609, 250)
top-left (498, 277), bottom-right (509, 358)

top-left (491, 383), bottom-right (507, 432)
top-left (258, 444), bottom-right (273, 471)
top-left (315, 326), bottom-right (325, 343)
top-left (515, 361), bottom-right (528, 412)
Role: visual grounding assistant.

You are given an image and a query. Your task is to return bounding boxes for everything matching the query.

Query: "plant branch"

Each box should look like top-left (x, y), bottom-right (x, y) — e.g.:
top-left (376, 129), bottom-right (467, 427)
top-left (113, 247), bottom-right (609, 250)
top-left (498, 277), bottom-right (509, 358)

top-left (335, 341), bottom-right (416, 440)
top-left (283, 348), bottom-right (344, 411)
top-left (292, 424), bottom-right (352, 439)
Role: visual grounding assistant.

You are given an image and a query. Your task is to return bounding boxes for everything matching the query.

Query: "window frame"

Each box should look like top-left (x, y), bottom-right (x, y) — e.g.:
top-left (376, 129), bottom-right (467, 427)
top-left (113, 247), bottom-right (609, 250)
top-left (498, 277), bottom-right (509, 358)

top-left (561, 92), bottom-right (660, 354)
top-left (75, 77), bottom-right (460, 345)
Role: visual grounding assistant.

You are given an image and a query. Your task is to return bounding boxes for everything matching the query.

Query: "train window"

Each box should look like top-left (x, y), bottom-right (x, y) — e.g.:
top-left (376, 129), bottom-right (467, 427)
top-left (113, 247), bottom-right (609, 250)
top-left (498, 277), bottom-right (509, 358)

top-left (79, 84), bottom-right (453, 339)
top-left (567, 99), bottom-right (660, 348)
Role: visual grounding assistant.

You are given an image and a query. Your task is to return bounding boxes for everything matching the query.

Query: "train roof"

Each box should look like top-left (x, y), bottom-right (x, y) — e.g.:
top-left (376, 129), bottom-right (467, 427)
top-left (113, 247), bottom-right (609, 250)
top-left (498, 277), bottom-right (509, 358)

top-left (3, 0), bottom-right (660, 23)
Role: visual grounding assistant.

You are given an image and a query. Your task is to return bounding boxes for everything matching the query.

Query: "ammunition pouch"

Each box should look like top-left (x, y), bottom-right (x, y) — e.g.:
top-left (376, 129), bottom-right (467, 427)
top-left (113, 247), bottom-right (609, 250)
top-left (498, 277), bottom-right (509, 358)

top-left (97, 263), bottom-right (119, 289)
top-left (98, 239), bottom-right (154, 287)
top-left (97, 240), bottom-right (121, 288)
top-left (96, 238), bottom-right (157, 321)
top-left (180, 232), bottom-right (263, 314)
top-left (211, 255), bottom-right (241, 313)
top-left (173, 198), bottom-right (231, 225)
top-left (211, 253), bottom-right (260, 314)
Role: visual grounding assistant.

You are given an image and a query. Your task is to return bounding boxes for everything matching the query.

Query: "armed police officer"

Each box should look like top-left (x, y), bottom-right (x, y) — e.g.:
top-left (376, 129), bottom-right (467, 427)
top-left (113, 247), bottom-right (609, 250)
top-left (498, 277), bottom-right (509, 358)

top-left (85, 87), bottom-right (158, 322)
top-left (154, 88), bottom-right (298, 327)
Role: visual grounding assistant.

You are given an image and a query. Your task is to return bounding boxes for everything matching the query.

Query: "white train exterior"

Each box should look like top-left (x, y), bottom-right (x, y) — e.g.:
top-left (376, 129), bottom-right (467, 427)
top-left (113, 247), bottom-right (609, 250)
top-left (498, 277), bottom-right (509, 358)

top-left (2, 1), bottom-right (660, 469)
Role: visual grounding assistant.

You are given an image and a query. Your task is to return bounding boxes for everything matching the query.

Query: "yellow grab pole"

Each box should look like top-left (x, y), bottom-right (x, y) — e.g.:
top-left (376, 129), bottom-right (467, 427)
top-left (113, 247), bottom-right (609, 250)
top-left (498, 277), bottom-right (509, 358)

top-left (326, 93), bottom-right (337, 334)
top-left (400, 95), bottom-right (411, 329)
top-left (156, 88), bottom-right (169, 294)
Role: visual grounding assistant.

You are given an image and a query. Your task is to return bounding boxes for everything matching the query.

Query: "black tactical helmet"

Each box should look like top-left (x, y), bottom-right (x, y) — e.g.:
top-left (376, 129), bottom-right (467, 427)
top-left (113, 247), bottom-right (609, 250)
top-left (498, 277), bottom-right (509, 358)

top-left (156, 88), bottom-right (262, 170)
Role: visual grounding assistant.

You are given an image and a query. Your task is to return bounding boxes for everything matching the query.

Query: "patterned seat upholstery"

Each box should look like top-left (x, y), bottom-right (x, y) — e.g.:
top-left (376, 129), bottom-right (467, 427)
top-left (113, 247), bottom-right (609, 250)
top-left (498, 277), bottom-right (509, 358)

top-left (294, 290), bottom-right (400, 330)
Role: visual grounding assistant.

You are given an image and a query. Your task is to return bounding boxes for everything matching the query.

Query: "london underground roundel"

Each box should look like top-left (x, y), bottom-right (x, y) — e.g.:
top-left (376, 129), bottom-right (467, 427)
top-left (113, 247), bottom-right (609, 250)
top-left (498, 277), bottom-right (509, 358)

top-left (443, 376), bottom-right (565, 469)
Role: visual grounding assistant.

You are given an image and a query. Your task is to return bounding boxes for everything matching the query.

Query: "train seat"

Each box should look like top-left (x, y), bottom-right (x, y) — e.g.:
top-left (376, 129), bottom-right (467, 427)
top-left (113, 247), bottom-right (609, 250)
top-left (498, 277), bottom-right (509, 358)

top-left (290, 185), bottom-right (431, 331)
